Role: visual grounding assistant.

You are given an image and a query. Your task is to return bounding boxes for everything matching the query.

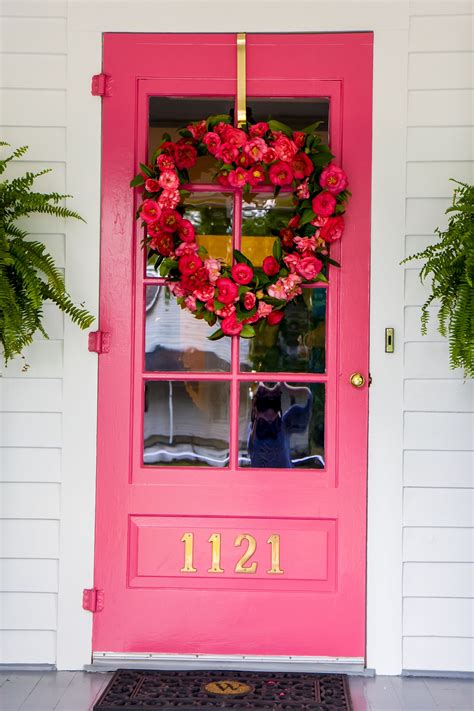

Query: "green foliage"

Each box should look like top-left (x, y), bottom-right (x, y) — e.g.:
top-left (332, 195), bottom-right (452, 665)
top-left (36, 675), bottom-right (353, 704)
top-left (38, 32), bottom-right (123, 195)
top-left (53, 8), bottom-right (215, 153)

top-left (0, 142), bottom-right (94, 365)
top-left (403, 180), bottom-right (474, 377)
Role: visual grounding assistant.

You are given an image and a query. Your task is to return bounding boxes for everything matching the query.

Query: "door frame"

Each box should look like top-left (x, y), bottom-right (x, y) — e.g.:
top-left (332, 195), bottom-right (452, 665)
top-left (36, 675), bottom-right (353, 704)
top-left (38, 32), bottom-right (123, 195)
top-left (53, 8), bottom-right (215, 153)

top-left (59, 4), bottom-right (407, 674)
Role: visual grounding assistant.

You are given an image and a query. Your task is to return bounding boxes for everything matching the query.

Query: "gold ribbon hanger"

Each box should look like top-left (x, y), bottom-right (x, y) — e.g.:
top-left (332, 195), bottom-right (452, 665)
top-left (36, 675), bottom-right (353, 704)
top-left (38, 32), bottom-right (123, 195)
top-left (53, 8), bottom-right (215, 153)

top-left (236, 33), bottom-right (246, 128)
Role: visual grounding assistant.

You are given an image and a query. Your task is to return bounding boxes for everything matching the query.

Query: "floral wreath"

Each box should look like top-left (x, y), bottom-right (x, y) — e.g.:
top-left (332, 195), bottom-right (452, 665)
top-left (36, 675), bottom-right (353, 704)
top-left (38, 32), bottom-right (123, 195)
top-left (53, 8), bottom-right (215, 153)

top-left (131, 115), bottom-right (350, 339)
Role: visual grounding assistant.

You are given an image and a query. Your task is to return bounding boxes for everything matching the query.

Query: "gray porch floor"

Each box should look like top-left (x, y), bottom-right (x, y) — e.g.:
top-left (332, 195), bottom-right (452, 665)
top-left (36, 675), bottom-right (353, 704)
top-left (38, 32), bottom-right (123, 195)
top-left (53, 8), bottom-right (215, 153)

top-left (1, 671), bottom-right (473, 711)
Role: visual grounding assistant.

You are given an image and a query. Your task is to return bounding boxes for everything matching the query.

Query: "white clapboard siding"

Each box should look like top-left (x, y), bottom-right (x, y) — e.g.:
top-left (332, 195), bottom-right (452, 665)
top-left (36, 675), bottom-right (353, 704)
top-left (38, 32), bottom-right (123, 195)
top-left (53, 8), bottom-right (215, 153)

top-left (1, 340), bottom-right (63, 378)
top-left (0, 520), bottom-right (59, 559)
top-left (0, 89), bottom-right (66, 126)
top-left (404, 488), bottom-right (474, 528)
top-left (404, 268), bottom-right (434, 306)
top-left (1, 413), bottom-right (62, 448)
top-left (0, 630), bottom-right (56, 664)
top-left (404, 562), bottom-right (474, 598)
top-left (0, 448), bottom-right (61, 483)
top-left (5, 161), bottom-right (66, 194)
top-left (25, 233), bottom-right (66, 267)
top-left (0, 592), bottom-right (57, 630)
top-left (404, 379), bottom-right (474, 413)
top-left (405, 235), bottom-right (434, 260)
top-left (0, 53), bottom-right (67, 89)
top-left (404, 450), bottom-right (474, 488)
top-left (404, 342), bottom-right (464, 379)
top-left (404, 412), bottom-right (473, 450)
top-left (410, 0), bottom-right (473, 15)
top-left (1, 127), bottom-right (66, 162)
top-left (0, 483), bottom-right (61, 519)
top-left (408, 52), bottom-right (474, 90)
top-left (404, 598), bottom-right (474, 637)
top-left (1, 0), bottom-right (67, 16)
top-left (1, 378), bottom-right (63, 413)
top-left (406, 162), bottom-right (474, 198)
top-left (404, 637), bottom-right (474, 673)
top-left (407, 127), bottom-right (474, 162)
top-left (408, 90), bottom-right (473, 127)
top-left (404, 527), bottom-right (474, 563)
top-left (405, 305), bottom-right (443, 341)
top-left (0, 559), bottom-right (58, 593)
top-left (0, 17), bottom-right (66, 53)
top-left (33, 305), bottom-right (64, 341)
top-left (406, 198), bottom-right (451, 234)
top-left (409, 15), bottom-right (474, 52)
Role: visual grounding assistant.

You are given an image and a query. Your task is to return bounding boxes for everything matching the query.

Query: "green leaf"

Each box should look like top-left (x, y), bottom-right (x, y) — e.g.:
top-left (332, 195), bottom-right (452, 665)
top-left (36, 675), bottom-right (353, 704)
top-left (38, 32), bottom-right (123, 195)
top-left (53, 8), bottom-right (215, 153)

top-left (300, 208), bottom-right (316, 226)
top-left (240, 324), bottom-right (256, 338)
top-left (272, 239), bottom-right (282, 261)
top-left (302, 120), bottom-right (323, 135)
top-left (267, 120), bottom-right (293, 138)
top-left (139, 163), bottom-right (153, 178)
top-left (208, 327), bottom-right (225, 340)
top-left (206, 114), bottom-right (231, 130)
top-left (130, 173), bottom-right (145, 188)
top-left (273, 185), bottom-right (281, 199)
top-left (233, 249), bottom-right (252, 266)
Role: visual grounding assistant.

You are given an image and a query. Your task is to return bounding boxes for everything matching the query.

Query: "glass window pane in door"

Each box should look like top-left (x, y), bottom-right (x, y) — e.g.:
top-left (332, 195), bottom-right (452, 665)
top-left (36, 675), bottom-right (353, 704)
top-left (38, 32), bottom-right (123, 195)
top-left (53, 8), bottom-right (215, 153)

top-left (240, 192), bottom-right (293, 265)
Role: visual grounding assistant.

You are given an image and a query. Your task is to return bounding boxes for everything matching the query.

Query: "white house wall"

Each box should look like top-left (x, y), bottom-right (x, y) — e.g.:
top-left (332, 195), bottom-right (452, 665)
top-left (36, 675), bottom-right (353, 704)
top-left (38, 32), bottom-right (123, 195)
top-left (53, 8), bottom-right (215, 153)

top-left (0, 0), bottom-right (472, 674)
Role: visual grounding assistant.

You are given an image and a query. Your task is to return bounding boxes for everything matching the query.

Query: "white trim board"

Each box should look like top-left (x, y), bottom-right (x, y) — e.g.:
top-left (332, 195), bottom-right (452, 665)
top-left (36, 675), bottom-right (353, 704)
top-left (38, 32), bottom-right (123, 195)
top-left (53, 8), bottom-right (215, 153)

top-left (59, 1), bottom-right (409, 674)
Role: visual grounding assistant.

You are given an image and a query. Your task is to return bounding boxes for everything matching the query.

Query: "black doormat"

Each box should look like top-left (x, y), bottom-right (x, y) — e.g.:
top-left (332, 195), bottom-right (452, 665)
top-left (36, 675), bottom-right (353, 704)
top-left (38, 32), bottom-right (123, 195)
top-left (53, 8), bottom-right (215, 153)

top-left (93, 669), bottom-right (353, 710)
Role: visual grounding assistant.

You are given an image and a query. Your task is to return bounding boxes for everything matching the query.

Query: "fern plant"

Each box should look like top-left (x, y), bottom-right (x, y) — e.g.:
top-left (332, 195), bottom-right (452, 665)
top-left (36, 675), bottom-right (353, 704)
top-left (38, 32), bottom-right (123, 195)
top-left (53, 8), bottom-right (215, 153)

top-left (403, 180), bottom-right (474, 377)
top-left (0, 142), bottom-right (94, 365)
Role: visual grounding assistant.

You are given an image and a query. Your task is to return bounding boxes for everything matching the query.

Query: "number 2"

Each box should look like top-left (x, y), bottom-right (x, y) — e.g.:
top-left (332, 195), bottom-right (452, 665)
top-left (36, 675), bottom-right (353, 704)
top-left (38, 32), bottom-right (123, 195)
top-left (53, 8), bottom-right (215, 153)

top-left (234, 534), bottom-right (257, 573)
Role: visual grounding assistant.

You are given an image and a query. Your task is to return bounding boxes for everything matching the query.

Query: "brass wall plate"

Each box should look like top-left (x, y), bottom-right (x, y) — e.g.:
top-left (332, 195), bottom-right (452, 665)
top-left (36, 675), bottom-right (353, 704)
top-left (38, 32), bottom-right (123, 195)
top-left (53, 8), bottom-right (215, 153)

top-left (385, 327), bottom-right (394, 353)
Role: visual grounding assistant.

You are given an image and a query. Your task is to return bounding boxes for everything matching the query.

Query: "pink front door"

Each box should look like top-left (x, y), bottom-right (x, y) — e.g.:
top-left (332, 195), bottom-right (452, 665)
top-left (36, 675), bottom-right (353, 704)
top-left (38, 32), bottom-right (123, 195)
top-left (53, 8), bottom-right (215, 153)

top-left (93, 33), bottom-right (373, 659)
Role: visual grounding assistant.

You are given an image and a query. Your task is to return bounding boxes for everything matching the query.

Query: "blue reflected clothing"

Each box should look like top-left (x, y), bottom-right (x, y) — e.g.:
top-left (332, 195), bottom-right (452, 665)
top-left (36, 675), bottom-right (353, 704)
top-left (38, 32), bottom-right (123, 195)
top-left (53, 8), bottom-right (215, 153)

top-left (247, 392), bottom-right (313, 468)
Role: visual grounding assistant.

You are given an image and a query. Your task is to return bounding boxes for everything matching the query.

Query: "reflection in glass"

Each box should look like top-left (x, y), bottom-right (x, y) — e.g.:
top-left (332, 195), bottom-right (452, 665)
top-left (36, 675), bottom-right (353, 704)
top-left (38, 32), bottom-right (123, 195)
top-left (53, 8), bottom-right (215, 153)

top-left (239, 382), bottom-right (325, 469)
top-left (240, 289), bottom-right (326, 373)
top-left (145, 286), bottom-right (231, 372)
top-left (241, 192), bottom-right (293, 265)
top-left (246, 97), bottom-right (329, 140)
top-left (183, 192), bottom-right (233, 262)
top-left (144, 381), bottom-right (230, 467)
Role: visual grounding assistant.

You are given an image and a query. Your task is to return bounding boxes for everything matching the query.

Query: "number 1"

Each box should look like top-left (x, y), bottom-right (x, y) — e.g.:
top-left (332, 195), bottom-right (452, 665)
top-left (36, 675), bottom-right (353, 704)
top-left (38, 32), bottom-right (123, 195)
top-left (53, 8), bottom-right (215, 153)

top-left (180, 532), bottom-right (197, 572)
top-left (267, 534), bottom-right (284, 574)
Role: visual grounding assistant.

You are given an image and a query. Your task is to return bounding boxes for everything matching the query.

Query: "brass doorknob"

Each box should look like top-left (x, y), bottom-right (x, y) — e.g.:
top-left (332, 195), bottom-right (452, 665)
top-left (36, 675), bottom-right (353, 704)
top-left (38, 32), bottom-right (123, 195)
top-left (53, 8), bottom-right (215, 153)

top-left (350, 372), bottom-right (365, 388)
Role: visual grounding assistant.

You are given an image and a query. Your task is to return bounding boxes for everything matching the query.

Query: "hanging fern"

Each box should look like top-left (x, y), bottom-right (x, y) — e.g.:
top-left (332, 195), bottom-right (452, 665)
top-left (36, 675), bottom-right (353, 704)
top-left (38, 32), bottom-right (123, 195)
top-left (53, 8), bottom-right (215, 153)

top-left (403, 180), bottom-right (474, 377)
top-left (0, 142), bottom-right (94, 364)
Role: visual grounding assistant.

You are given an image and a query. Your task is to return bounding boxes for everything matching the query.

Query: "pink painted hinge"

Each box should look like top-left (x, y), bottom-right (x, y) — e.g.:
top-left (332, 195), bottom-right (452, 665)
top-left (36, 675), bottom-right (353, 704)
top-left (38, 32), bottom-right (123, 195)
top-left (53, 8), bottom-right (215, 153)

top-left (82, 588), bottom-right (104, 613)
top-left (91, 73), bottom-right (111, 97)
top-left (88, 330), bottom-right (111, 354)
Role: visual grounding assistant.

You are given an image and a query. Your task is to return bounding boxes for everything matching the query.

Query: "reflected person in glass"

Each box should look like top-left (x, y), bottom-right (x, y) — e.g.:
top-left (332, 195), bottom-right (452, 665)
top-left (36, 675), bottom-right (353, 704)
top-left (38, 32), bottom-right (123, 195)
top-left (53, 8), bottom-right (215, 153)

top-left (248, 383), bottom-right (313, 468)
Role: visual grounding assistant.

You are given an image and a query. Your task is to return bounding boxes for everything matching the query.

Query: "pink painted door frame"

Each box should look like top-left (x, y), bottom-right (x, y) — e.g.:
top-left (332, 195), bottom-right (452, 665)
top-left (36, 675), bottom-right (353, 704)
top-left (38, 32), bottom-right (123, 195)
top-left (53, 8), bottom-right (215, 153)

top-left (93, 33), bottom-right (373, 658)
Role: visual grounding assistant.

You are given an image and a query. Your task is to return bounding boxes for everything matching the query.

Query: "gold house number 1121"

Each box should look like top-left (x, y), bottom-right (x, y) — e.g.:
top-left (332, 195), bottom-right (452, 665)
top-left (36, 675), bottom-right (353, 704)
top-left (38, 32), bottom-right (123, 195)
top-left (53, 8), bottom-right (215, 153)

top-left (180, 533), bottom-right (284, 575)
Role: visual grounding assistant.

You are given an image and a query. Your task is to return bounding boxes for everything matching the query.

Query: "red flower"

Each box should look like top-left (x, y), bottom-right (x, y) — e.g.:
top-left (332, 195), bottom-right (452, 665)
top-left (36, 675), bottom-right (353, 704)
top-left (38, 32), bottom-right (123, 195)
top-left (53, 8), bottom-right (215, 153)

top-left (187, 120), bottom-right (207, 140)
top-left (319, 163), bottom-right (348, 195)
top-left (214, 121), bottom-right (230, 138)
top-left (228, 167), bottom-right (248, 188)
top-left (225, 127), bottom-right (248, 148)
top-left (178, 254), bottom-right (203, 275)
top-left (160, 208), bottom-right (182, 232)
top-left (178, 219), bottom-right (196, 243)
top-left (237, 153), bottom-right (250, 168)
top-left (319, 215), bottom-right (345, 243)
top-left (217, 170), bottom-right (231, 187)
top-left (231, 263), bottom-right (254, 285)
top-left (217, 142), bottom-right (239, 164)
top-left (243, 292), bottom-right (256, 310)
top-left (268, 161), bottom-right (294, 186)
top-left (273, 135), bottom-right (298, 162)
top-left (221, 312), bottom-right (243, 336)
top-left (292, 152), bottom-right (313, 179)
top-left (194, 284), bottom-right (215, 302)
top-left (293, 131), bottom-right (306, 148)
top-left (262, 255), bottom-right (280, 276)
top-left (267, 310), bottom-right (285, 326)
top-left (249, 122), bottom-right (269, 138)
top-left (216, 277), bottom-right (238, 304)
top-left (150, 232), bottom-right (174, 256)
top-left (203, 132), bottom-right (221, 155)
top-left (145, 178), bottom-right (161, 193)
top-left (156, 153), bottom-right (175, 170)
top-left (279, 228), bottom-right (294, 250)
top-left (263, 147), bottom-right (277, 164)
top-left (296, 256), bottom-right (323, 280)
top-left (288, 215), bottom-right (300, 230)
top-left (248, 164), bottom-right (265, 186)
top-left (140, 199), bottom-right (162, 224)
top-left (174, 143), bottom-right (197, 169)
top-left (312, 191), bottom-right (337, 217)
top-left (182, 267), bottom-right (208, 292)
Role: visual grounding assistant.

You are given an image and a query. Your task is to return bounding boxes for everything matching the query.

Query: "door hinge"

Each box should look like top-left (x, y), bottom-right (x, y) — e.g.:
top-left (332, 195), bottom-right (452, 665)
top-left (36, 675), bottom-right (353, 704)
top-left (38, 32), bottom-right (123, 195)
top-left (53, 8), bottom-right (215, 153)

top-left (91, 73), bottom-right (111, 97)
top-left (88, 330), bottom-right (111, 354)
top-left (368, 373), bottom-right (373, 387)
top-left (82, 588), bottom-right (104, 613)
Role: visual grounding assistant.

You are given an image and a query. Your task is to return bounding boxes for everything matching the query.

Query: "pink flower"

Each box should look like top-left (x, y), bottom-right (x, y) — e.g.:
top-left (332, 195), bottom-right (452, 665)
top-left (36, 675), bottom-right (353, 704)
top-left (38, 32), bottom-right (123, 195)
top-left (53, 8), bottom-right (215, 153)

top-left (273, 135), bottom-right (298, 162)
top-left (203, 132), bottom-right (221, 155)
top-left (296, 256), bottom-right (323, 280)
top-left (145, 178), bottom-right (161, 193)
top-left (195, 284), bottom-right (215, 302)
top-left (319, 163), bottom-right (348, 195)
top-left (282, 273), bottom-right (303, 298)
top-left (216, 304), bottom-right (236, 318)
top-left (174, 143), bottom-right (197, 169)
top-left (247, 164), bottom-right (265, 186)
top-left (205, 299), bottom-right (215, 312)
top-left (312, 191), bottom-right (337, 217)
top-left (225, 127), bottom-right (248, 148)
top-left (262, 255), bottom-right (280, 276)
top-left (294, 236), bottom-right (317, 253)
top-left (158, 170), bottom-right (179, 191)
top-left (231, 263), bottom-right (253, 285)
top-left (295, 178), bottom-right (310, 199)
top-left (160, 208), bottom-right (182, 232)
top-left (184, 295), bottom-right (197, 312)
top-left (178, 254), bottom-right (203, 275)
top-left (267, 310), bottom-right (284, 326)
top-left (283, 253), bottom-right (300, 273)
top-left (205, 258), bottom-right (222, 283)
top-left (178, 219), bottom-right (196, 243)
top-left (268, 161), bottom-right (294, 186)
top-left (221, 312), bottom-right (243, 336)
top-left (292, 153), bottom-right (313, 179)
top-left (293, 131), bottom-right (306, 148)
top-left (140, 199), bottom-right (162, 224)
top-left (216, 277), bottom-right (239, 304)
top-left (175, 241), bottom-right (199, 257)
top-left (156, 153), bottom-right (175, 170)
top-left (187, 120), bottom-right (206, 140)
top-left (319, 215), bottom-right (345, 243)
top-left (169, 282), bottom-right (186, 298)
top-left (217, 143), bottom-right (239, 164)
top-left (158, 189), bottom-right (180, 209)
top-left (263, 147), bottom-right (277, 164)
top-left (228, 167), bottom-right (248, 188)
top-left (249, 122), bottom-right (269, 138)
top-left (244, 138), bottom-right (267, 163)
top-left (243, 292), bottom-right (256, 310)
top-left (257, 301), bottom-right (273, 317)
